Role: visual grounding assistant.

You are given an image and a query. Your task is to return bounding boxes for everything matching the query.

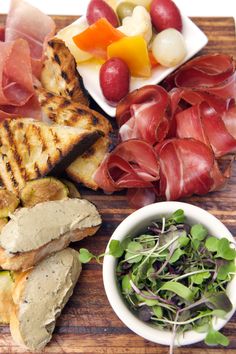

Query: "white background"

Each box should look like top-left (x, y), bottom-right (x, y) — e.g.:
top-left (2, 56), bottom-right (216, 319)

top-left (0, 0), bottom-right (236, 19)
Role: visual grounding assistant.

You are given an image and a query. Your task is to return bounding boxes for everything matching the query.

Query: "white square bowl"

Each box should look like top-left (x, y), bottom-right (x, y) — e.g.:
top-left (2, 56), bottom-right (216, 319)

top-left (74, 15), bottom-right (208, 117)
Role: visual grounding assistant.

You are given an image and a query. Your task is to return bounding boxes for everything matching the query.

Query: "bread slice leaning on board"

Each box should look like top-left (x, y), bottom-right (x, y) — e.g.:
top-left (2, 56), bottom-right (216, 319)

top-left (0, 118), bottom-right (103, 194)
top-left (10, 248), bottom-right (81, 351)
top-left (0, 198), bottom-right (101, 271)
top-left (37, 88), bottom-right (112, 190)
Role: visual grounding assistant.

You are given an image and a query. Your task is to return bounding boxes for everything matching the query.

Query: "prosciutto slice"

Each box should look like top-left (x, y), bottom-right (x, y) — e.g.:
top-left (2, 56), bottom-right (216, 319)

top-left (0, 39), bottom-right (41, 120)
top-left (222, 106), bottom-right (236, 139)
top-left (93, 139), bottom-right (160, 193)
top-left (164, 54), bottom-right (235, 96)
top-left (155, 139), bottom-right (215, 200)
top-left (117, 85), bottom-right (169, 145)
top-left (176, 102), bottom-right (236, 157)
top-left (0, 94), bottom-right (42, 120)
top-left (5, 0), bottom-right (56, 78)
top-left (0, 39), bottom-right (34, 106)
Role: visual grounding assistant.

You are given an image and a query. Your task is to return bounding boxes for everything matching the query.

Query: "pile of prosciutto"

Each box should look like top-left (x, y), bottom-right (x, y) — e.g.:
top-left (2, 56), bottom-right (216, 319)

top-left (94, 54), bottom-right (236, 207)
top-left (0, 0), bottom-right (55, 120)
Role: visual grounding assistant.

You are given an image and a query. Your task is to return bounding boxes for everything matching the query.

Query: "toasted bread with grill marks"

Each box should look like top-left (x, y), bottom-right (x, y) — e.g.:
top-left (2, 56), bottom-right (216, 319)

top-left (0, 119), bottom-right (103, 194)
top-left (40, 38), bottom-right (89, 106)
top-left (37, 89), bottom-right (112, 190)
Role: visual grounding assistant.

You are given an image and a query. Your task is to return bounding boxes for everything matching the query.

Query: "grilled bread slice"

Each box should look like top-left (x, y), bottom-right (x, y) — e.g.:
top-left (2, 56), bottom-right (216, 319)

top-left (0, 118), bottom-right (102, 194)
top-left (41, 38), bottom-right (89, 106)
top-left (37, 89), bottom-right (112, 190)
top-left (10, 248), bottom-right (81, 351)
top-left (0, 198), bottom-right (101, 271)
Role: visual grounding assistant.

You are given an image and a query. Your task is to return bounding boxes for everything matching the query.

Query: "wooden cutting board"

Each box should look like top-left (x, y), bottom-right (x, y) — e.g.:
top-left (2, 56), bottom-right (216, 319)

top-left (0, 15), bottom-right (236, 354)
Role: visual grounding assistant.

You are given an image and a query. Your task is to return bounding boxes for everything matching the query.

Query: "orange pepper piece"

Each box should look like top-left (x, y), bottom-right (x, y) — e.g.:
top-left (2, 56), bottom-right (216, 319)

top-left (73, 18), bottom-right (124, 60)
top-left (107, 36), bottom-right (151, 77)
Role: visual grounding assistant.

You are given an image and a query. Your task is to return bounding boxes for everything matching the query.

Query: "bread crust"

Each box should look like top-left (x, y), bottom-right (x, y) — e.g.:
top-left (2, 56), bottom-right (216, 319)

top-left (0, 225), bottom-right (99, 271)
top-left (10, 249), bottom-right (81, 351)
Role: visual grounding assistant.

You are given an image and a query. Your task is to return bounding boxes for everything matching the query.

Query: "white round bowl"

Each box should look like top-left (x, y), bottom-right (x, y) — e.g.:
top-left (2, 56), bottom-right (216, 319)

top-left (103, 201), bottom-right (236, 347)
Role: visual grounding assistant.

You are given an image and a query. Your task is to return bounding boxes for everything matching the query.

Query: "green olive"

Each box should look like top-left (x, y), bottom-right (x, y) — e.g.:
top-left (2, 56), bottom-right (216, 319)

top-left (116, 2), bottom-right (136, 22)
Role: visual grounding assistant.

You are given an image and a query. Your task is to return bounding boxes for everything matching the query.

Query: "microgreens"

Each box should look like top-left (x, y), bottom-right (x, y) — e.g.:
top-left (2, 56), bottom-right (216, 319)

top-left (78, 209), bottom-right (236, 353)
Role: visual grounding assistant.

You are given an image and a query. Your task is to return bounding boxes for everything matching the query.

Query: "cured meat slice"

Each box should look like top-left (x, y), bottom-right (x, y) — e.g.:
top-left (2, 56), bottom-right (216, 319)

top-left (0, 94), bottom-right (42, 121)
top-left (93, 139), bottom-right (160, 193)
top-left (0, 39), bottom-right (42, 119)
top-left (0, 39), bottom-right (34, 106)
top-left (222, 105), bottom-right (236, 139)
top-left (155, 138), bottom-right (214, 200)
top-left (116, 85), bottom-right (169, 125)
top-left (200, 102), bottom-right (236, 156)
top-left (5, 0), bottom-right (56, 77)
top-left (176, 102), bottom-right (236, 157)
top-left (164, 54), bottom-right (235, 90)
top-left (0, 39), bottom-right (41, 120)
top-left (117, 85), bottom-right (169, 145)
top-left (176, 105), bottom-right (209, 145)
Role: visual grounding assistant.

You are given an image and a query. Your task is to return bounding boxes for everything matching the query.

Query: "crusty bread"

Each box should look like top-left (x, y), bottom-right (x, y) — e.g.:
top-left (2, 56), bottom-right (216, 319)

top-left (37, 89), bottom-right (112, 189)
top-left (41, 38), bottom-right (89, 106)
top-left (10, 248), bottom-right (81, 351)
top-left (37, 88), bottom-right (111, 135)
top-left (0, 118), bottom-right (102, 194)
top-left (0, 198), bottom-right (101, 271)
top-left (67, 137), bottom-right (110, 189)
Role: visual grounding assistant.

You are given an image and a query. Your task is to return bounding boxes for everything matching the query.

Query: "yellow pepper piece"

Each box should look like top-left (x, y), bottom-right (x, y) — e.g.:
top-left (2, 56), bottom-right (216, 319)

top-left (107, 35), bottom-right (151, 77)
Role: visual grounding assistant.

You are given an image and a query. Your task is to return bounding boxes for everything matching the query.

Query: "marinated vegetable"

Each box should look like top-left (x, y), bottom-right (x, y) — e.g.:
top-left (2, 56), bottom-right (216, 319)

top-left (150, 0), bottom-right (182, 32)
top-left (118, 6), bottom-right (152, 43)
top-left (86, 0), bottom-right (119, 27)
top-left (107, 35), bottom-right (151, 77)
top-left (100, 57), bottom-right (130, 103)
top-left (0, 189), bottom-right (19, 218)
top-left (57, 24), bottom-right (93, 63)
top-left (116, 2), bottom-right (136, 22)
top-left (73, 18), bottom-right (124, 59)
top-left (20, 178), bottom-right (69, 207)
top-left (152, 28), bottom-right (186, 67)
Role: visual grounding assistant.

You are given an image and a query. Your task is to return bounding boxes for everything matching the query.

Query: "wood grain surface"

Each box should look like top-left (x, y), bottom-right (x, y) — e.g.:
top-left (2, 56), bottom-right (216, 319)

top-left (0, 14), bottom-right (236, 354)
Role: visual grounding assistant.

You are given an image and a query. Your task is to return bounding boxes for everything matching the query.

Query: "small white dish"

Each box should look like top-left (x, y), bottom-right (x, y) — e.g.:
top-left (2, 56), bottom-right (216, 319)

top-left (73, 15), bottom-right (208, 117)
top-left (103, 201), bottom-right (236, 347)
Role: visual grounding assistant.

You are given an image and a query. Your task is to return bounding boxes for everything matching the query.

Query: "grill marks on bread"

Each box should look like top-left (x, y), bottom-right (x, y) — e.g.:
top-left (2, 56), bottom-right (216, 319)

top-left (37, 88), bottom-right (111, 135)
top-left (41, 38), bottom-right (89, 106)
top-left (0, 119), bottom-right (102, 193)
top-left (37, 89), bottom-right (112, 190)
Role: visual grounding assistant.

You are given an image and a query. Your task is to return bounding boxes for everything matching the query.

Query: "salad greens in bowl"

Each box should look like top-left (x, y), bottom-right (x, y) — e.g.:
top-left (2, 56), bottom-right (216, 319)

top-left (102, 202), bottom-right (236, 351)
